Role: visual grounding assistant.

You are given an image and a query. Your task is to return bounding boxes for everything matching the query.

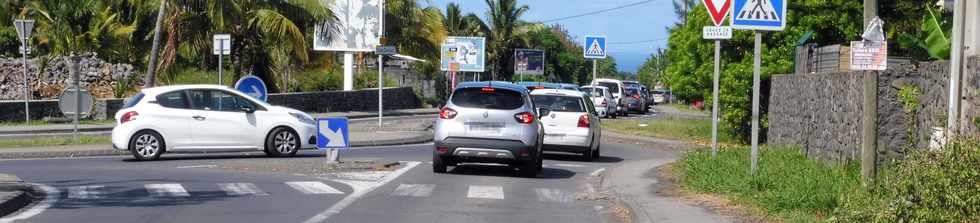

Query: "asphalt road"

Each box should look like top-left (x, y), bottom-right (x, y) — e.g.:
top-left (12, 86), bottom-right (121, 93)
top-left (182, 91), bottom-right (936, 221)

top-left (0, 110), bottom-right (669, 223)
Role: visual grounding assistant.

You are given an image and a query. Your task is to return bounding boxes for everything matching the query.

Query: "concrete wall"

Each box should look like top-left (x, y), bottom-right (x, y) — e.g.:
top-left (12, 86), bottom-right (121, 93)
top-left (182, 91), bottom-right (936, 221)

top-left (0, 87), bottom-right (421, 121)
top-left (769, 58), bottom-right (972, 164)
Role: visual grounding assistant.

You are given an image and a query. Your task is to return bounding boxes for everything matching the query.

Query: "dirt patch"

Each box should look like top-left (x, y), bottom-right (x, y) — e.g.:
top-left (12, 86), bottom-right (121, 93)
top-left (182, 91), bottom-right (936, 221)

top-left (655, 163), bottom-right (775, 223)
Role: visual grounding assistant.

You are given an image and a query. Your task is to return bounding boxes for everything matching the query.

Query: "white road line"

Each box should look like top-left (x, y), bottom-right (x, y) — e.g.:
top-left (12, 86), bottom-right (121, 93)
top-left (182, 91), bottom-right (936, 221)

top-left (590, 168), bottom-right (607, 177)
top-left (390, 184), bottom-right (435, 197)
top-left (218, 183), bottom-right (269, 196)
top-left (535, 188), bottom-right (574, 203)
top-left (145, 183), bottom-right (190, 197)
top-left (303, 161), bottom-right (421, 223)
top-left (467, 185), bottom-right (504, 200)
top-left (553, 163), bottom-right (586, 168)
top-left (176, 165), bottom-right (217, 169)
top-left (0, 184), bottom-right (59, 223)
top-left (286, 182), bottom-right (344, 195)
top-left (68, 185), bottom-right (104, 199)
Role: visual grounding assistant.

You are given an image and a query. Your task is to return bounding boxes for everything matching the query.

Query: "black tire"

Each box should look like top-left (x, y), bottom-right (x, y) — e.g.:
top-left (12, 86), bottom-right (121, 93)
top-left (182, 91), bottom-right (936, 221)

top-left (594, 143), bottom-right (601, 159)
top-left (520, 160), bottom-right (538, 177)
top-left (266, 127), bottom-right (300, 157)
top-left (582, 145), bottom-right (595, 162)
top-left (130, 130), bottom-right (165, 161)
top-left (433, 151), bottom-right (448, 173)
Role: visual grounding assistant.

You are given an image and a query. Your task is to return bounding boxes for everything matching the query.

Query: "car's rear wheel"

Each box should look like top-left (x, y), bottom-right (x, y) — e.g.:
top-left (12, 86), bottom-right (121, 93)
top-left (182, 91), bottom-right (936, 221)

top-left (582, 145), bottom-right (595, 162)
top-left (130, 131), bottom-right (164, 161)
top-left (520, 155), bottom-right (541, 177)
top-left (266, 127), bottom-right (299, 157)
top-left (594, 143), bottom-right (601, 159)
top-left (433, 151), bottom-right (448, 173)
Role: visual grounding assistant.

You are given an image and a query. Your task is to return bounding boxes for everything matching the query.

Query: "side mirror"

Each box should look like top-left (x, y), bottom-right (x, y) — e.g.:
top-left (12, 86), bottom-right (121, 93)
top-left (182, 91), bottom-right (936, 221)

top-left (240, 106), bottom-right (255, 113)
top-left (537, 108), bottom-right (551, 118)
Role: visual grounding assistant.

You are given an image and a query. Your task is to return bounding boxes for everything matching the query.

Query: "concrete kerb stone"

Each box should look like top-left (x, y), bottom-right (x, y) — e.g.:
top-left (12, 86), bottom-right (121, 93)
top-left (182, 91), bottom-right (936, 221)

top-left (0, 173), bottom-right (36, 218)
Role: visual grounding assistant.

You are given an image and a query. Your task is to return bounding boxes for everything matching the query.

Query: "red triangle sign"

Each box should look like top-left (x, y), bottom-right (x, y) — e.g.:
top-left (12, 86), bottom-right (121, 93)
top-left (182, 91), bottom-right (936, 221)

top-left (703, 0), bottom-right (731, 26)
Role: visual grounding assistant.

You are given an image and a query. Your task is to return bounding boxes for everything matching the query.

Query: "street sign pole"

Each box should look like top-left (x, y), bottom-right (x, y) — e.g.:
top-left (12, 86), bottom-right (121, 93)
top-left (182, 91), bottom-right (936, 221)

top-left (22, 44), bottom-right (29, 125)
top-left (73, 56), bottom-right (81, 141)
top-left (378, 54), bottom-right (383, 127)
top-left (592, 59), bottom-right (597, 86)
top-left (712, 39), bottom-right (720, 158)
top-left (750, 31), bottom-right (762, 174)
top-left (218, 53), bottom-right (223, 85)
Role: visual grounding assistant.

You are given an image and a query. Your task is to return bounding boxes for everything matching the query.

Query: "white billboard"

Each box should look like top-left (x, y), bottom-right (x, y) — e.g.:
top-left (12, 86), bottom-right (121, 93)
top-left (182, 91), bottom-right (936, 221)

top-left (314, 0), bottom-right (382, 52)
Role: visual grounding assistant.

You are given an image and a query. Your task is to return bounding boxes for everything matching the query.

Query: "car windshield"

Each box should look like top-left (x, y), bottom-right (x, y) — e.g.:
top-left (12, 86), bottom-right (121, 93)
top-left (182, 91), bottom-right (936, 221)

top-left (597, 82), bottom-right (619, 93)
top-left (581, 88), bottom-right (604, 97)
top-left (451, 87), bottom-right (525, 110)
top-left (625, 88), bottom-right (639, 96)
top-left (531, 95), bottom-right (585, 112)
top-left (122, 93), bottom-right (145, 109)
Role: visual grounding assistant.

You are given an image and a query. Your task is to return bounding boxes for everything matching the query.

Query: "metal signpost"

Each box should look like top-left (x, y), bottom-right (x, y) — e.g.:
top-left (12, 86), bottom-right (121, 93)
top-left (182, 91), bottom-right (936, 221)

top-left (235, 75), bottom-right (269, 101)
top-left (317, 117), bottom-right (350, 163)
top-left (732, 0), bottom-right (786, 174)
top-left (583, 35), bottom-right (607, 97)
top-left (58, 88), bottom-right (94, 140)
top-left (14, 20), bottom-right (34, 125)
top-left (703, 0), bottom-right (733, 158)
top-left (213, 34), bottom-right (231, 85)
top-left (376, 45), bottom-right (396, 127)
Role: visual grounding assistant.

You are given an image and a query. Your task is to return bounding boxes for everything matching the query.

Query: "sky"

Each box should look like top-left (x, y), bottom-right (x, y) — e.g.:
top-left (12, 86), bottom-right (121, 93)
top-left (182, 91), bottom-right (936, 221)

top-left (423, 0), bottom-right (679, 73)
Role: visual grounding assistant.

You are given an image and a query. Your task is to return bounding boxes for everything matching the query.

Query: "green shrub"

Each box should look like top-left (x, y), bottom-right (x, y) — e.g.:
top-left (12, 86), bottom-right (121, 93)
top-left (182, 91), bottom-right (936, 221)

top-left (832, 138), bottom-right (980, 222)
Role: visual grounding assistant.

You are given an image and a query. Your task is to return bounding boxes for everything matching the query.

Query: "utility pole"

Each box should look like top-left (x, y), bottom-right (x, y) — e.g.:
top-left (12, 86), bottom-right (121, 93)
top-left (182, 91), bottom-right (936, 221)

top-left (860, 0), bottom-right (879, 183)
top-left (863, 0), bottom-right (877, 26)
top-left (949, 0), bottom-right (967, 134)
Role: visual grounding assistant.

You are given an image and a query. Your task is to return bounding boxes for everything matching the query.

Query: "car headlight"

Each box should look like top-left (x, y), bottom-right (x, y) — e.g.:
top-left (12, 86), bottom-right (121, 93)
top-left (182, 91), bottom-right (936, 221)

top-left (290, 112), bottom-right (316, 125)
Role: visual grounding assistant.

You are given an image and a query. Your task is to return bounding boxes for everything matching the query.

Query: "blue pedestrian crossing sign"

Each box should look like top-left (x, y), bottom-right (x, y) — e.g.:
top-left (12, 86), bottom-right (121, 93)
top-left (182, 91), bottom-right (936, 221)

top-left (731, 0), bottom-right (786, 31)
top-left (317, 117), bottom-right (350, 149)
top-left (235, 75), bottom-right (268, 101)
top-left (583, 36), bottom-right (607, 59)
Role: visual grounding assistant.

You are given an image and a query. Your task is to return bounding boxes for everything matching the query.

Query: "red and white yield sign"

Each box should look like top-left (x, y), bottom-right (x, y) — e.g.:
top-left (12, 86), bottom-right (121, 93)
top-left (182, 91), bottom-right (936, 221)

top-left (703, 0), bottom-right (732, 26)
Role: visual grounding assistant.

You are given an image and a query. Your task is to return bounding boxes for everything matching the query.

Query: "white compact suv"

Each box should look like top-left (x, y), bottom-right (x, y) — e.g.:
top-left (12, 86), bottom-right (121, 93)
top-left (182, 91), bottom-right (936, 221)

top-left (112, 85), bottom-right (317, 161)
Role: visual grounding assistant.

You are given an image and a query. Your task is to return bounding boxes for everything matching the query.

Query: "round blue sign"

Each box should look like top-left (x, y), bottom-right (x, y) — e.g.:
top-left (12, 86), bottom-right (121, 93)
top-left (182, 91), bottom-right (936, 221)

top-left (235, 75), bottom-right (268, 101)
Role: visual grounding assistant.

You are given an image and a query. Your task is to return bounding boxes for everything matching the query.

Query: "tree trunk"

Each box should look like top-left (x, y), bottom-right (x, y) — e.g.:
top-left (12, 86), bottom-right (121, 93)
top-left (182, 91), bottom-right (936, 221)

top-left (144, 0), bottom-right (167, 88)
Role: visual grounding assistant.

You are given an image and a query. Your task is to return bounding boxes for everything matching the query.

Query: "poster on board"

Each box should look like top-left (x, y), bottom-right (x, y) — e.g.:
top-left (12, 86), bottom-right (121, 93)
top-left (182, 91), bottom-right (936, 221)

top-left (314, 0), bottom-right (382, 52)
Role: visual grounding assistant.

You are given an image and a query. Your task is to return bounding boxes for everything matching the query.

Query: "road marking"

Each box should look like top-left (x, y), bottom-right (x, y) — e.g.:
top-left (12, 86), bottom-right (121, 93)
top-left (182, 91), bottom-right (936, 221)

top-left (467, 185), bottom-right (504, 200)
top-left (218, 183), bottom-right (269, 196)
top-left (535, 188), bottom-right (574, 203)
top-left (176, 165), bottom-right (217, 169)
top-left (68, 185), bottom-right (104, 199)
top-left (303, 161), bottom-right (421, 223)
top-left (390, 184), bottom-right (435, 197)
top-left (145, 183), bottom-right (190, 197)
top-left (286, 182), bottom-right (344, 195)
top-left (553, 163), bottom-right (586, 168)
top-left (591, 168), bottom-right (606, 177)
top-left (0, 184), bottom-right (59, 223)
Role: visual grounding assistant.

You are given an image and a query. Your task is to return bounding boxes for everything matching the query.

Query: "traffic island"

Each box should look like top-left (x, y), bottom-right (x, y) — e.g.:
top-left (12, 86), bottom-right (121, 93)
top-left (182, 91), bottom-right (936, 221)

top-left (207, 158), bottom-right (403, 177)
top-left (0, 173), bottom-right (34, 218)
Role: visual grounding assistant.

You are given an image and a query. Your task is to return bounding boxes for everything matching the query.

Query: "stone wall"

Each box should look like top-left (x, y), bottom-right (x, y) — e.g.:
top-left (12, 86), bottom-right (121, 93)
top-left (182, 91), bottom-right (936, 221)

top-left (0, 53), bottom-right (137, 100)
top-left (0, 87), bottom-right (421, 121)
top-left (768, 72), bottom-right (865, 162)
top-left (769, 59), bottom-right (965, 164)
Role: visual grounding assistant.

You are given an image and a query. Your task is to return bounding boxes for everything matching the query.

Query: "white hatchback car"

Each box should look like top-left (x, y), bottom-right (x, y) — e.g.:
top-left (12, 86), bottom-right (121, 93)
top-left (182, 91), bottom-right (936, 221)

top-left (530, 89), bottom-right (602, 161)
top-left (112, 85), bottom-right (317, 161)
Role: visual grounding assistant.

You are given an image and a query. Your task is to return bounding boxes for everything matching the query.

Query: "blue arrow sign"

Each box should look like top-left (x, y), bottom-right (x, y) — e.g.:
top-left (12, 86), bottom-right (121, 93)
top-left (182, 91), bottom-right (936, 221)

top-left (234, 75), bottom-right (268, 101)
top-left (317, 117), bottom-right (350, 149)
top-left (583, 36), bottom-right (607, 59)
top-left (731, 0), bottom-right (786, 31)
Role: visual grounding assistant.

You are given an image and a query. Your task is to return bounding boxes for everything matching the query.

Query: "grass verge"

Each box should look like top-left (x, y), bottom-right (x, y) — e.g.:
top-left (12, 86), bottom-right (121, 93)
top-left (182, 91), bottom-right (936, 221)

top-left (0, 135), bottom-right (110, 149)
top-left (0, 120), bottom-right (116, 127)
top-left (601, 117), bottom-right (734, 144)
top-left (677, 146), bottom-right (861, 222)
top-left (662, 103), bottom-right (708, 114)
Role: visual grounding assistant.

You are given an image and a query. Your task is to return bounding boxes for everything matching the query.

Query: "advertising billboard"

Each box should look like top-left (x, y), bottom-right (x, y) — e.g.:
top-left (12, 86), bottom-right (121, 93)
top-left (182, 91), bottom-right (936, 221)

top-left (440, 37), bottom-right (486, 72)
top-left (314, 0), bottom-right (382, 52)
top-left (514, 49), bottom-right (545, 75)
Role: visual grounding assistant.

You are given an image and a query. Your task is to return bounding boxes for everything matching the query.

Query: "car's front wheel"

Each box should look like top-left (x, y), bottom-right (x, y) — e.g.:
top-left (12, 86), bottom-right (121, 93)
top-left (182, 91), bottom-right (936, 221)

top-left (130, 130), bottom-right (165, 161)
top-left (266, 127), bottom-right (300, 157)
top-left (433, 151), bottom-right (448, 173)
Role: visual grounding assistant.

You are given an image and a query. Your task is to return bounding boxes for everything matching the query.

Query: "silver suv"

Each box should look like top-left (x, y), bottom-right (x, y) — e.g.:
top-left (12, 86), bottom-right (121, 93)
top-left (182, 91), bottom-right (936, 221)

top-left (433, 81), bottom-right (548, 177)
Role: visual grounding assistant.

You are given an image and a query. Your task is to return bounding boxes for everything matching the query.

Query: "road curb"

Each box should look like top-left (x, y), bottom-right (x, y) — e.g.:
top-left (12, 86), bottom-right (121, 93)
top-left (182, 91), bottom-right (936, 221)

top-left (0, 174), bottom-right (35, 218)
top-left (350, 132), bottom-right (434, 147)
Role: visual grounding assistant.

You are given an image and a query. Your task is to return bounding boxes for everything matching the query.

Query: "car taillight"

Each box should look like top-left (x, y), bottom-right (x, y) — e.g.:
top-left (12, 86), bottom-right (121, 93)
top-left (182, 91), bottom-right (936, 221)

top-left (600, 99), bottom-right (608, 106)
top-left (436, 146), bottom-right (449, 154)
top-left (515, 112), bottom-right (534, 124)
top-left (633, 94), bottom-right (641, 100)
top-left (120, 111), bottom-right (139, 124)
top-left (439, 107), bottom-right (457, 119)
top-left (578, 114), bottom-right (590, 128)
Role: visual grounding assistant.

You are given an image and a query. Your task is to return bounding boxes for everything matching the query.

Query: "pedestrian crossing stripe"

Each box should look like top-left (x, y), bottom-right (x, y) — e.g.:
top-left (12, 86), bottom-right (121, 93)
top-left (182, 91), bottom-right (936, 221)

top-left (735, 0), bottom-right (779, 22)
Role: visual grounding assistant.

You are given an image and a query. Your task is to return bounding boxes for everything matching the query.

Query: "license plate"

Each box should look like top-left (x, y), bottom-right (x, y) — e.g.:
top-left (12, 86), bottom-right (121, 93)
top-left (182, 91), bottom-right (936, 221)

top-left (467, 122), bottom-right (503, 133)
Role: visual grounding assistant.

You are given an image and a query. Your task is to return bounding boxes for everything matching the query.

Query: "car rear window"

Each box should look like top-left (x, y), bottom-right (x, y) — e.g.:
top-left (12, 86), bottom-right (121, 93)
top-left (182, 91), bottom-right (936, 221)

top-left (451, 88), bottom-right (525, 110)
top-left (122, 93), bottom-right (145, 109)
top-left (597, 82), bottom-right (619, 93)
top-left (531, 95), bottom-right (585, 113)
top-left (581, 88), bottom-right (605, 97)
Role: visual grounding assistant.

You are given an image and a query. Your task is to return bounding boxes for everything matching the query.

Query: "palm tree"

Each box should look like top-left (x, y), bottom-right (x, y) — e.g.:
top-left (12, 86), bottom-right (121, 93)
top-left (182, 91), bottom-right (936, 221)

top-left (484, 0), bottom-right (530, 81)
top-left (385, 0), bottom-right (447, 60)
top-left (443, 3), bottom-right (488, 37)
top-left (27, 0), bottom-right (135, 81)
top-left (157, 0), bottom-right (335, 92)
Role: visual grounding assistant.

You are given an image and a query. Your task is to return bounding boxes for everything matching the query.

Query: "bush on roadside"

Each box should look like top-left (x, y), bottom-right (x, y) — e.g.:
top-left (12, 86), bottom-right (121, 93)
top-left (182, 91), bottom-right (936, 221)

top-left (831, 138), bottom-right (980, 222)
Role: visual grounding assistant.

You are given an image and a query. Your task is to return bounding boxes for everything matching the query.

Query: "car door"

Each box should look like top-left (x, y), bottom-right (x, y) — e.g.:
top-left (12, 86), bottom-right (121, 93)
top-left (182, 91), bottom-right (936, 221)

top-left (186, 89), bottom-right (262, 148)
top-left (150, 90), bottom-right (193, 148)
